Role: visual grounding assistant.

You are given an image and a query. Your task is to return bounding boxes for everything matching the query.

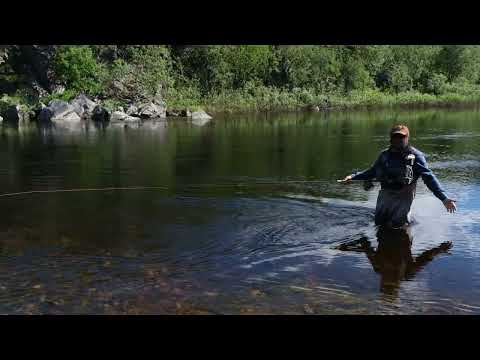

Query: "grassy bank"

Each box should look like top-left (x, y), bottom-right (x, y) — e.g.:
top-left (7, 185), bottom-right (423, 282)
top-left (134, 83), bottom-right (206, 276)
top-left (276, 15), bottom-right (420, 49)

top-left (165, 87), bottom-right (480, 114)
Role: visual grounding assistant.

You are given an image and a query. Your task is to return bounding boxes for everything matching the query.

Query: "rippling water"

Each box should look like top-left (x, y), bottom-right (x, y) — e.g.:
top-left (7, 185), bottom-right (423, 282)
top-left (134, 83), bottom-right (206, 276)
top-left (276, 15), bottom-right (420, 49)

top-left (1, 108), bottom-right (480, 314)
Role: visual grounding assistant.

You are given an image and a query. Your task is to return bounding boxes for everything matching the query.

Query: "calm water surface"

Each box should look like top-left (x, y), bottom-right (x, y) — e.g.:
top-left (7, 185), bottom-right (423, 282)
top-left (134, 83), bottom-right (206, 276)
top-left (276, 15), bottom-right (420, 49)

top-left (0, 108), bottom-right (480, 314)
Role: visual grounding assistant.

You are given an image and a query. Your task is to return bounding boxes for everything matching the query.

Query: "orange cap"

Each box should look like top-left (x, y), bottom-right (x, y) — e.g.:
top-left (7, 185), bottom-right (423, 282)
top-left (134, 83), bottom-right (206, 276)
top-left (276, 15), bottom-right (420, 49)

top-left (390, 124), bottom-right (409, 137)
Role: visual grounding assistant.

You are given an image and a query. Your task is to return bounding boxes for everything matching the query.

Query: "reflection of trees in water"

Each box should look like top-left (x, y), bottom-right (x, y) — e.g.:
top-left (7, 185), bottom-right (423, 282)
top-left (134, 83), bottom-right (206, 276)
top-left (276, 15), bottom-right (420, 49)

top-left (337, 226), bottom-right (452, 301)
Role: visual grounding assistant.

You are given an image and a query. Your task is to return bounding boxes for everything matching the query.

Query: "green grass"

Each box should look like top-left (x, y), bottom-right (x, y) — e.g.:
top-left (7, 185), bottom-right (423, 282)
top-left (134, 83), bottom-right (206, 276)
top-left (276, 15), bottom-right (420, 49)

top-left (4, 85), bottom-right (480, 117)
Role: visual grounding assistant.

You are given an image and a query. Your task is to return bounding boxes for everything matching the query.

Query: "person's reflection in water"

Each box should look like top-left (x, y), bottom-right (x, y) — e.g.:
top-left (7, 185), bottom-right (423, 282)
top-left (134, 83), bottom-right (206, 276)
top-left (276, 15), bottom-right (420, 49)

top-left (337, 226), bottom-right (452, 301)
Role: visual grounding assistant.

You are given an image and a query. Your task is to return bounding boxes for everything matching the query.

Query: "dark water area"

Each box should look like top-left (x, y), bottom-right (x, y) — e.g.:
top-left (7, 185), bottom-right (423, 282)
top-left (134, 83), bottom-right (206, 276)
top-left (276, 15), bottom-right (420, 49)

top-left (1, 108), bottom-right (480, 314)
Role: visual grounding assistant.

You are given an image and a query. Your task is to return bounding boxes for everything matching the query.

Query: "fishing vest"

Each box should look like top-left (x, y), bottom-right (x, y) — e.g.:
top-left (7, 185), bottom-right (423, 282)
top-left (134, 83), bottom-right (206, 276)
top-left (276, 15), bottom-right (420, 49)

top-left (377, 147), bottom-right (416, 189)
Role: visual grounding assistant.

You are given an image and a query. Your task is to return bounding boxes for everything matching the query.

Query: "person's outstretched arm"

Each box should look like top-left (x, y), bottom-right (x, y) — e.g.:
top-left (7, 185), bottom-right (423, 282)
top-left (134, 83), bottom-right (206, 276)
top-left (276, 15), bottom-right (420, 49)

top-left (339, 154), bottom-right (382, 183)
top-left (415, 153), bottom-right (457, 213)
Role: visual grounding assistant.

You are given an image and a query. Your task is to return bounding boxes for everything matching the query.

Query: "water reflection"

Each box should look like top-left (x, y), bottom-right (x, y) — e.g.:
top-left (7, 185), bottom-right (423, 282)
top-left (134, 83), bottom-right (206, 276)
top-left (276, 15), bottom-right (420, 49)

top-left (337, 226), bottom-right (452, 301)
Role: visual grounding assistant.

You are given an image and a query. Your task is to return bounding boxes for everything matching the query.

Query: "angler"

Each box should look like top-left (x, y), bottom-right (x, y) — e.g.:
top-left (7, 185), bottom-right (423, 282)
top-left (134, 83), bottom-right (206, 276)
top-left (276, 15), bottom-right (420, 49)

top-left (339, 124), bottom-right (457, 229)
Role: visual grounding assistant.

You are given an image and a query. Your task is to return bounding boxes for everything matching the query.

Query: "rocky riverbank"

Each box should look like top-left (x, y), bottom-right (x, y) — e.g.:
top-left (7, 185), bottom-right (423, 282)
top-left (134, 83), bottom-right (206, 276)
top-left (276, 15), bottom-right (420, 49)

top-left (0, 93), bottom-right (213, 129)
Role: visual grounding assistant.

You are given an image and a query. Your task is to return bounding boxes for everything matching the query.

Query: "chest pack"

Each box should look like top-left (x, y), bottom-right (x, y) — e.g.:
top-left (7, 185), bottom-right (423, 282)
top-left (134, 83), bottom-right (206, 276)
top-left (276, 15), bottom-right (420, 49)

top-left (378, 148), bottom-right (416, 187)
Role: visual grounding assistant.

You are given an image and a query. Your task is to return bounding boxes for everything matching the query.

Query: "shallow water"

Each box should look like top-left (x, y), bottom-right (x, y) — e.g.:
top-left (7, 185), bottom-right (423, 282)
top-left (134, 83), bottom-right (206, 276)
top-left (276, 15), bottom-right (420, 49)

top-left (1, 108), bottom-right (480, 314)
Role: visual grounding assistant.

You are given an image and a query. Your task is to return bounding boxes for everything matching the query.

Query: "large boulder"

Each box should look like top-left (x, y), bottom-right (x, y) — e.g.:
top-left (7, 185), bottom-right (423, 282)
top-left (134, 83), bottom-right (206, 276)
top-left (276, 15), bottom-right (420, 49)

top-left (47, 100), bottom-right (80, 122)
top-left (70, 94), bottom-right (97, 117)
top-left (138, 102), bottom-right (166, 119)
top-left (91, 105), bottom-right (110, 122)
top-left (110, 111), bottom-right (140, 123)
top-left (191, 110), bottom-right (212, 120)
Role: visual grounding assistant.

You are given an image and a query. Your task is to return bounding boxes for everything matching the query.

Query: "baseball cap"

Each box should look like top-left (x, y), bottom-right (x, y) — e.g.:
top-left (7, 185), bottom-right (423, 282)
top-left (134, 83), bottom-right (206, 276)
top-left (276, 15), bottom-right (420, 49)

top-left (390, 124), bottom-right (409, 137)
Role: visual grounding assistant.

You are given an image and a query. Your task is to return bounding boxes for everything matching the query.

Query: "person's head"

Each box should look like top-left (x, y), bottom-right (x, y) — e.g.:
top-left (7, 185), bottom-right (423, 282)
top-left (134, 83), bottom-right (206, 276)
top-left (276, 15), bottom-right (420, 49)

top-left (390, 124), bottom-right (409, 151)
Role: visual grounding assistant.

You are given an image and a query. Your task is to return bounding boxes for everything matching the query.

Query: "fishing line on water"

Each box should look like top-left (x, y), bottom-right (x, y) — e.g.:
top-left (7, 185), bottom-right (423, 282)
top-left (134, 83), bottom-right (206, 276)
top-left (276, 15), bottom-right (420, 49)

top-left (0, 180), bottom-right (332, 198)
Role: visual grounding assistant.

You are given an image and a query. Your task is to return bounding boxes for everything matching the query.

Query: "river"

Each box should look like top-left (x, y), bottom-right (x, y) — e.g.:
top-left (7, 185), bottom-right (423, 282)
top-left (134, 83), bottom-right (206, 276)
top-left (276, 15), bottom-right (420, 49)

top-left (0, 108), bottom-right (479, 314)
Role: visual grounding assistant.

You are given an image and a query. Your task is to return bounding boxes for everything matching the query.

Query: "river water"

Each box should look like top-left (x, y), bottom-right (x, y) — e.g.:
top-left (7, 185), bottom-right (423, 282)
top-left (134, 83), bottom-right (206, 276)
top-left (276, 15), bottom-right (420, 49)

top-left (0, 108), bottom-right (479, 314)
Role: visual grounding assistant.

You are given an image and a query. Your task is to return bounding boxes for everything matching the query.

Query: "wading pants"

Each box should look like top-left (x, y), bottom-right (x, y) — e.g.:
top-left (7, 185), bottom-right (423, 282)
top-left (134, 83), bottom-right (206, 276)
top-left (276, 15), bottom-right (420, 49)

top-left (375, 183), bottom-right (416, 228)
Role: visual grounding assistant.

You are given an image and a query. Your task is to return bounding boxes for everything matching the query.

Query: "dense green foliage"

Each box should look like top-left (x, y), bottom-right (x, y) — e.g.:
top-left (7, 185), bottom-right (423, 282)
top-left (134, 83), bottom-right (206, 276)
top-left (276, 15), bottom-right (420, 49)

top-left (3, 45), bottom-right (480, 111)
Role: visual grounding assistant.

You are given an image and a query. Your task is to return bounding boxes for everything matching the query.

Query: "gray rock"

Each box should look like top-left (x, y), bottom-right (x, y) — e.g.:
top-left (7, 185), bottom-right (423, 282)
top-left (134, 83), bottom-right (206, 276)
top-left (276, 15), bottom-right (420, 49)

top-left (191, 110), bottom-right (212, 120)
top-left (111, 111), bottom-right (140, 123)
top-left (70, 94), bottom-right (97, 116)
top-left (61, 112), bottom-right (81, 122)
top-left (91, 105), bottom-right (111, 122)
top-left (48, 100), bottom-right (76, 120)
top-left (138, 102), bottom-right (166, 118)
top-left (0, 115), bottom-right (3, 122)
top-left (126, 105), bottom-right (139, 116)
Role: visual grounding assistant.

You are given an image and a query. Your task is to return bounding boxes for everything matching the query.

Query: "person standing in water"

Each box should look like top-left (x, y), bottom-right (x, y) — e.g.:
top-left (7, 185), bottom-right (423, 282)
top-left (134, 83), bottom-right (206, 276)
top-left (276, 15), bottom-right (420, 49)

top-left (339, 124), bottom-right (457, 229)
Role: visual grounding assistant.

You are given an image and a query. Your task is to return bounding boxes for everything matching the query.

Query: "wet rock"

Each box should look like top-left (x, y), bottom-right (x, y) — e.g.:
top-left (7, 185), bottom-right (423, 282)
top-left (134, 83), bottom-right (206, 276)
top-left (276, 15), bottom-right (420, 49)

top-left (91, 105), bottom-right (110, 122)
top-left (191, 110), bottom-right (212, 120)
top-left (138, 102), bottom-right (166, 119)
top-left (110, 111), bottom-right (140, 123)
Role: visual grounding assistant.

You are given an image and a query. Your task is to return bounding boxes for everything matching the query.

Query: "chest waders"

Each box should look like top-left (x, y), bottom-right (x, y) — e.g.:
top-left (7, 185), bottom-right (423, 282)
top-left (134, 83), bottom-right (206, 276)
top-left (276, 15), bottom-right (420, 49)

top-left (374, 150), bottom-right (417, 229)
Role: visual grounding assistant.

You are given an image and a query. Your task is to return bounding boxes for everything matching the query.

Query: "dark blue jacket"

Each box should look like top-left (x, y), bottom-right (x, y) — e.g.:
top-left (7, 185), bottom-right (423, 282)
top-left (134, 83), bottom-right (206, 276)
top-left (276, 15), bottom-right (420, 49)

top-left (351, 146), bottom-right (447, 201)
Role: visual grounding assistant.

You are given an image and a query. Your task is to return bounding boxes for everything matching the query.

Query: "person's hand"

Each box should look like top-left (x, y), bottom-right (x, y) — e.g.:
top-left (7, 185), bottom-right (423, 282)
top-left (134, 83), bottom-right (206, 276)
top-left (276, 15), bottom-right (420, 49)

top-left (337, 175), bottom-right (353, 184)
top-left (439, 241), bottom-right (453, 252)
top-left (443, 198), bottom-right (457, 213)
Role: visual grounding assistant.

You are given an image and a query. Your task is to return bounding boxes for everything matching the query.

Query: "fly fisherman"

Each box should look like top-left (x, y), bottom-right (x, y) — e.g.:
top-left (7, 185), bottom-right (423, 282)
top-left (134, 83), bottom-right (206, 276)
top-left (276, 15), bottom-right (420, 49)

top-left (339, 124), bottom-right (457, 229)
